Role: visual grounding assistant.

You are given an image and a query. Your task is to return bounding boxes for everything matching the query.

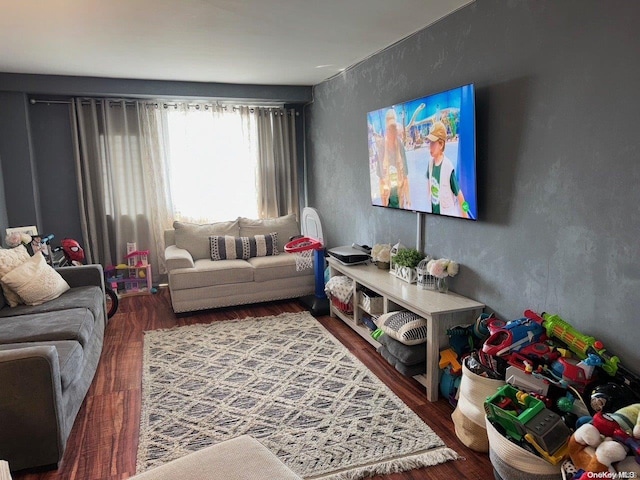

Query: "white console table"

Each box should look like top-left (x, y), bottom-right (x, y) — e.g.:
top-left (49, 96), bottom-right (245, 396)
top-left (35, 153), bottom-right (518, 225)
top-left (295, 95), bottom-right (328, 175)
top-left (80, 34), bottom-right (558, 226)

top-left (327, 257), bottom-right (485, 401)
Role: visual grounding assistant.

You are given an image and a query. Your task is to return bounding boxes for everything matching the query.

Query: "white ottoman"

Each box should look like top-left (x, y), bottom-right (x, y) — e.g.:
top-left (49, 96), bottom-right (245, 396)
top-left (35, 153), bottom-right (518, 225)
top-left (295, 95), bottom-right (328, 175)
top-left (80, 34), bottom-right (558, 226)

top-left (131, 435), bottom-right (302, 480)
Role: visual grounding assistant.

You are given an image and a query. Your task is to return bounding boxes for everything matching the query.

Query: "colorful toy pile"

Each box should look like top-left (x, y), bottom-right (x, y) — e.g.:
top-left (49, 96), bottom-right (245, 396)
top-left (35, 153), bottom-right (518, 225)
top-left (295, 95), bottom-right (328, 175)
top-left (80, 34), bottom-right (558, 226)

top-left (442, 309), bottom-right (640, 478)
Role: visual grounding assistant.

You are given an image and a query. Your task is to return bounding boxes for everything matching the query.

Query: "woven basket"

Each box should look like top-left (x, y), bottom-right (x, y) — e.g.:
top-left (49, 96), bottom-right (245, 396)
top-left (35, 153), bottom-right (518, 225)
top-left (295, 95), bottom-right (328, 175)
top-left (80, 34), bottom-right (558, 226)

top-left (486, 417), bottom-right (562, 480)
top-left (451, 359), bottom-right (506, 452)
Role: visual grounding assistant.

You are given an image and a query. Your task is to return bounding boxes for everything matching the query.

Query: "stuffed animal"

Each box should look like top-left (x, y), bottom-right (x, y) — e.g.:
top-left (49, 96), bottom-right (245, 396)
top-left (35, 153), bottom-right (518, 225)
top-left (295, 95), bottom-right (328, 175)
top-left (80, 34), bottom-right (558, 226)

top-left (592, 403), bottom-right (640, 439)
top-left (569, 403), bottom-right (640, 474)
top-left (568, 423), bottom-right (627, 473)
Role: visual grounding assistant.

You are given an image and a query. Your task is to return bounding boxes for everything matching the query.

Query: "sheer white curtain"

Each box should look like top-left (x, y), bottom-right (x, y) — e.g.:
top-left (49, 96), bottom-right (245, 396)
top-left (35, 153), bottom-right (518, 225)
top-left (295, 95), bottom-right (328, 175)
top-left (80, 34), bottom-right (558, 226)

top-left (71, 99), bottom-right (299, 279)
top-left (163, 103), bottom-right (259, 223)
top-left (71, 99), bottom-right (173, 280)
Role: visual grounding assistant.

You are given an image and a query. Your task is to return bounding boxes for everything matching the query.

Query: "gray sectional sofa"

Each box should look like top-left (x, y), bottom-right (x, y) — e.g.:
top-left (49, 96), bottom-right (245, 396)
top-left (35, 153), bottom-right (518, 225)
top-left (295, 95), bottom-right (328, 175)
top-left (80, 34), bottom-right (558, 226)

top-left (164, 215), bottom-right (315, 313)
top-left (0, 264), bottom-right (106, 471)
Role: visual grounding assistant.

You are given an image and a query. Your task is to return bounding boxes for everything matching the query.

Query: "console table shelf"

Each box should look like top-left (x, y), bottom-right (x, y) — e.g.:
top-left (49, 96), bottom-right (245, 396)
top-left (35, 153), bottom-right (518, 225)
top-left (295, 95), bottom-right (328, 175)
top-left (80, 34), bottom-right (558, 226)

top-left (327, 257), bottom-right (484, 401)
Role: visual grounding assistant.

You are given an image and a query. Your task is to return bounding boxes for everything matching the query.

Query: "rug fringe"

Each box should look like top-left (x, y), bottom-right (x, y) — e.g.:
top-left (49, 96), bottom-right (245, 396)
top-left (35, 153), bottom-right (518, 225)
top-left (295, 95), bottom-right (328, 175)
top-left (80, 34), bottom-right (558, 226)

top-left (309, 447), bottom-right (460, 480)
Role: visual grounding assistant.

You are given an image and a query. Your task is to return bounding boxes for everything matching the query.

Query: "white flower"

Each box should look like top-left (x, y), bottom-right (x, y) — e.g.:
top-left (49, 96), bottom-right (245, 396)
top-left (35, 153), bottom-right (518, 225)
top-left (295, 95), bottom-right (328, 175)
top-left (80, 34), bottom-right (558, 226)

top-left (5, 232), bottom-right (31, 248)
top-left (428, 259), bottom-right (447, 278)
top-left (427, 258), bottom-right (459, 278)
top-left (447, 261), bottom-right (459, 277)
top-left (371, 243), bottom-right (391, 262)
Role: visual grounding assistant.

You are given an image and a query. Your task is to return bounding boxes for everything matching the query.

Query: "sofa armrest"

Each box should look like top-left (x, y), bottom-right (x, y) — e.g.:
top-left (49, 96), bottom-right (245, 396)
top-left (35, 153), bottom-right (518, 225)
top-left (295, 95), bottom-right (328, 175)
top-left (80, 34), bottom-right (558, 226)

top-left (56, 264), bottom-right (105, 291)
top-left (0, 346), bottom-right (64, 470)
top-left (165, 245), bottom-right (195, 270)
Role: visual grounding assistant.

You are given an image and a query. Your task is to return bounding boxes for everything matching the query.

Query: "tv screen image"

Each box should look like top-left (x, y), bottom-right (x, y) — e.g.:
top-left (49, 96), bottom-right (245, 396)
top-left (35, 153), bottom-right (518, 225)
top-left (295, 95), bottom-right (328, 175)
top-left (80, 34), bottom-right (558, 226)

top-left (367, 83), bottom-right (477, 220)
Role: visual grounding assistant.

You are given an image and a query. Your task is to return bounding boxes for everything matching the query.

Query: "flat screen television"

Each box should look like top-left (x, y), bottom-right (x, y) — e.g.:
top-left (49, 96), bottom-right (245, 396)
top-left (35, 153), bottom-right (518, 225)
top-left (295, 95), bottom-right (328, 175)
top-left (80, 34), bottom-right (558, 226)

top-left (367, 83), bottom-right (477, 220)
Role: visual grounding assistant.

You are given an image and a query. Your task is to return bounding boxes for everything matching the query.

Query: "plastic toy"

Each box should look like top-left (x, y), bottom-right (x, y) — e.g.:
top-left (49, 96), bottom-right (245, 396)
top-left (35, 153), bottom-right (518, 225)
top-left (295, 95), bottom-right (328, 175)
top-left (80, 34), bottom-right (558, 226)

top-left (482, 317), bottom-right (546, 357)
top-left (439, 365), bottom-right (461, 406)
top-left (550, 357), bottom-right (593, 389)
top-left (590, 382), bottom-right (637, 414)
top-left (525, 310), bottom-right (620, 376)
top-left (105, 245), bottom-right (152, 297)
top-left (439, 348), bottom-right (461, 374)
top-left (505, 364), bottom-right (550, 396)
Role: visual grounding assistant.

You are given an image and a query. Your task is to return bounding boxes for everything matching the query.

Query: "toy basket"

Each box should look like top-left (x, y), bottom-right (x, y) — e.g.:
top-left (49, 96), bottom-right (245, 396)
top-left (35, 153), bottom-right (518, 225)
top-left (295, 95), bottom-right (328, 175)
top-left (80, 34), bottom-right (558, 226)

top-left (330, 295), bottom-right (353, 314)
top-left (358, 289), bottom-right (383, 315)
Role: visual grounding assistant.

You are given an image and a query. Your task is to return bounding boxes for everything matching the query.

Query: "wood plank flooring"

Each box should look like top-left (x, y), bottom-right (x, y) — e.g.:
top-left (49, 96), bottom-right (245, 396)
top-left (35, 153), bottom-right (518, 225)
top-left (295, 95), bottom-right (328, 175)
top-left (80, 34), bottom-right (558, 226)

top-left (12, 288), bottom-right (494, 480)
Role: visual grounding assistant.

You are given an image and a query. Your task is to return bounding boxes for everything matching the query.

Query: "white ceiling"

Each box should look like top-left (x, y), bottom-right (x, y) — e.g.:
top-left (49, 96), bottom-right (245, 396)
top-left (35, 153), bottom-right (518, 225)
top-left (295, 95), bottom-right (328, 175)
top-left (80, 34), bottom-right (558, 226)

top-left (0, 0), bottom-right (472, 86)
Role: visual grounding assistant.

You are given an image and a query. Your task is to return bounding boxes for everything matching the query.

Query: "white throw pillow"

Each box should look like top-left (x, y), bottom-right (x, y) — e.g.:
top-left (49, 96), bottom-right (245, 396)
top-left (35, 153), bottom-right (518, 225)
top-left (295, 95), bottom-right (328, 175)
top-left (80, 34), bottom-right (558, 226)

top-left (0, 245), bottom-right (32, 307)
top-left (1, 253), bottom-right (70, 306)
top-left (174, 219), bottom-right (241, 260)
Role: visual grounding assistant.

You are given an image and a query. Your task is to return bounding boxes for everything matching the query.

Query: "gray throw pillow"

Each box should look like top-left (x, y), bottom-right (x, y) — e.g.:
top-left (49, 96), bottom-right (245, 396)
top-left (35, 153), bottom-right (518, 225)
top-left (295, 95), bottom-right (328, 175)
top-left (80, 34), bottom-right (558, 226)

top-left (379, 334), bottom-right (426, 365)
top-left (377, 345), bottom-right (427, 377)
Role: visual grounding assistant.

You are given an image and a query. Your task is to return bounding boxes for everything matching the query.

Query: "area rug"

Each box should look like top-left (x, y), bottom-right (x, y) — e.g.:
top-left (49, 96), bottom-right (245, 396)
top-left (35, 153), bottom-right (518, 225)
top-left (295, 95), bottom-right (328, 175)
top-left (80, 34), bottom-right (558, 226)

top-left (137, 312), bottom-right (458, 479)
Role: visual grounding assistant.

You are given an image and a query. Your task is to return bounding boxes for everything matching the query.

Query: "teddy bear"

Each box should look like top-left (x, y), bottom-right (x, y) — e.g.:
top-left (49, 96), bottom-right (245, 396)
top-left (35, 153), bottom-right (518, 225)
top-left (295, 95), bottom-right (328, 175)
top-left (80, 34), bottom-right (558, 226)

top-left (568, 403), bottom-right (640, 475)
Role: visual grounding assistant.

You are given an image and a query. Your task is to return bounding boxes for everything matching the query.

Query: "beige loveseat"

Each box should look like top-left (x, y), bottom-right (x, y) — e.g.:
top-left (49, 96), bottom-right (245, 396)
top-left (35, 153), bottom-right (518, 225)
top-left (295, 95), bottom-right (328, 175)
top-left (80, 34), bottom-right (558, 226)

top-left (164, 215), bottom-right (315, 313)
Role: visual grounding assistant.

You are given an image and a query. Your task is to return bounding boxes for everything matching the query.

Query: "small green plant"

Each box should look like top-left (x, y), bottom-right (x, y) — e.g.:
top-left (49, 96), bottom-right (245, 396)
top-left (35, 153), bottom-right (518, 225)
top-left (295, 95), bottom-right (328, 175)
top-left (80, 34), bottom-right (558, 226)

top-left (392, 248), bottom-right (424, 269)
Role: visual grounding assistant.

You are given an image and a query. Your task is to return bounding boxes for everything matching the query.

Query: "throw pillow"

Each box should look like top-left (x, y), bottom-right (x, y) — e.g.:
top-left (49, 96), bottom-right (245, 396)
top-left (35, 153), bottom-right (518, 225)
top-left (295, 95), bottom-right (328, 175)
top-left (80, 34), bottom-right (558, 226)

top-left (0, 245), bottom-right (32, 307)
top-left (174, 219), bottom-right (241, 261)
top-left (375, 310), bottom-right (428, 345)
top-left (1, 253), bottom-right (70, 306)
top-left (238, 215), bottom-right (300, 245)
top-left (379, 333), bottom-right (426, 365)
top-left (210, 233), bottom-right (278, 261)
top-left (377, 344), bottom-right (427, 377)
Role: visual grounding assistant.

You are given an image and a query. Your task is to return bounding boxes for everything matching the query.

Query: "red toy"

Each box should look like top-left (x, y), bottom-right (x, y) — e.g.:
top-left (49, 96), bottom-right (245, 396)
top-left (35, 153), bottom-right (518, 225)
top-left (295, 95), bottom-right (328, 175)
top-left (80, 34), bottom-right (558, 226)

top-left (61, 238), bottom-right (85, 265)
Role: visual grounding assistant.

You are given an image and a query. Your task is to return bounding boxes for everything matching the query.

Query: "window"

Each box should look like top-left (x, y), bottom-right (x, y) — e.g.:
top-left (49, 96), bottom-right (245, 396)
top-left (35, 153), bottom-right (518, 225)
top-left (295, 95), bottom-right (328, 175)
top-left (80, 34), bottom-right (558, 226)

top-left (165, 107), bottom-right (259, 223)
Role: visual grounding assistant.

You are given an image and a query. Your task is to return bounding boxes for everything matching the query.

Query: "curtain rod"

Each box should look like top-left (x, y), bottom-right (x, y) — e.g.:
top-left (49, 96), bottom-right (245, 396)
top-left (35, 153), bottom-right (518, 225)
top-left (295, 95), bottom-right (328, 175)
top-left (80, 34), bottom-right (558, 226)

top-left (28, 98), bottom-right (296, 112)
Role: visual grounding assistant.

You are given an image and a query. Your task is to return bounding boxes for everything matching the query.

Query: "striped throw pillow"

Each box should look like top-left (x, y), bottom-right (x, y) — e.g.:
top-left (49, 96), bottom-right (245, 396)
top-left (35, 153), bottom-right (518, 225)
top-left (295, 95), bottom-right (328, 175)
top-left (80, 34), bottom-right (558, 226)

top-left (376, 310), bottom-right (428, 345)
top-left (209, 233), bottom-right (278, 261)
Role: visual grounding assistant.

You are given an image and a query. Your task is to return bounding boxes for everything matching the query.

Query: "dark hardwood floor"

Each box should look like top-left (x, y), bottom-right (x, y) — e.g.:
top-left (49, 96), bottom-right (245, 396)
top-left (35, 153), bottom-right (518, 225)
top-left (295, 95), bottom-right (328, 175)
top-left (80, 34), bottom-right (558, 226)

top-left (13, 288), bottom-right (493, 480)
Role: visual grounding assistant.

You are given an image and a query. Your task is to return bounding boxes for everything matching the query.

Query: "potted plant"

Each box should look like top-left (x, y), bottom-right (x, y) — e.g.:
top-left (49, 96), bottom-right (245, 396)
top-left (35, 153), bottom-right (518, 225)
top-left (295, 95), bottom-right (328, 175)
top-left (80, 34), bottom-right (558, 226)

top-left (392, 248), bottom-right (424, 283)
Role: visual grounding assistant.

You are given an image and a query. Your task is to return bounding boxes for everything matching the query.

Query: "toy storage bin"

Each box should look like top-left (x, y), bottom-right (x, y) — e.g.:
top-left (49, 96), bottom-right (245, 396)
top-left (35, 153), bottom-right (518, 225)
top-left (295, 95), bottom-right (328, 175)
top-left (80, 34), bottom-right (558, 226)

top-left (330, 295), bottom-right (353, 314)
top-left (486, 418), bottom-right (562, 480)
top-left (358, 288), bottom-right (383, 315)
top-left (451, 358), bottom-right (506, 452)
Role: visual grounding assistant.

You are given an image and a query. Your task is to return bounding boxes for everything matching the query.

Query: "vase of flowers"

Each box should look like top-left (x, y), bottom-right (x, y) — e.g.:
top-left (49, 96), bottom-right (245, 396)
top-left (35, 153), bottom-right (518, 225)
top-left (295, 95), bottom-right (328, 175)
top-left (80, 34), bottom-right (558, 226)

top-left (427, 258), bottom-right (459, 293)
top-left (5, 231), bottom-right (32, 249)
top-left (371, 243), bottom-right (391, 270)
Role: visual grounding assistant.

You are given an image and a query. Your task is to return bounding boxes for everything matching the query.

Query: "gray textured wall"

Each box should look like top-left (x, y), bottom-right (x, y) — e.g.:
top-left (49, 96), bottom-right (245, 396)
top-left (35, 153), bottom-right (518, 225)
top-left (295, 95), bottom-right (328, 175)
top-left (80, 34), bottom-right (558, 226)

top-left (306, 0), bottom-right (640, 368)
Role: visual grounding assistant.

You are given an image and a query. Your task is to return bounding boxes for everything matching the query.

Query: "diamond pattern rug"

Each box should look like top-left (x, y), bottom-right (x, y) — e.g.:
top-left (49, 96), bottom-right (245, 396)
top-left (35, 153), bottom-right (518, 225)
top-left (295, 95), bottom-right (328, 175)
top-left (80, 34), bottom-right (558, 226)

top-left (137, 312), bottom-right (458, 479)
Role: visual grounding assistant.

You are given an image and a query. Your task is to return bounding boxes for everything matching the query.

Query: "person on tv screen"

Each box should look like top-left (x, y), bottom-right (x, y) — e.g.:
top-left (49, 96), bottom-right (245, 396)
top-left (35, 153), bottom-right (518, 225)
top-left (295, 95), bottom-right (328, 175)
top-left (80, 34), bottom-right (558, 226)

top-left (380, 109), bottom-right (410, 209)
top-left (425, 121), bottom-right (469, 218)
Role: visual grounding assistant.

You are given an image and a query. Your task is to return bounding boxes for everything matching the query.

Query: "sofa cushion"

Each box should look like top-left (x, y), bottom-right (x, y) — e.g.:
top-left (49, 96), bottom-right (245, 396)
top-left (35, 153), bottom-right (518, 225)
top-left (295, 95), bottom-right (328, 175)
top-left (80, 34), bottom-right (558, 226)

top-left (0, 245), bottom-right (31, 307)
top-left (1, 253), bottom-right (70, 306)
top-left (210, 233), bottom-right (278, 261)
top-left (246, 254), bottom-right (313, 282)
top-left (239, 215), bottom-right (300, 247)
top-left (174, 219), bottom-right (240, 260)
top-left (169, 259), bottom-right (254, 290)
top-left (0, 340), bottom-right (83, 390)
top-left (0, 286), bottom-right (104, 324)
top-left (0, 307), bottom-right (95, 348)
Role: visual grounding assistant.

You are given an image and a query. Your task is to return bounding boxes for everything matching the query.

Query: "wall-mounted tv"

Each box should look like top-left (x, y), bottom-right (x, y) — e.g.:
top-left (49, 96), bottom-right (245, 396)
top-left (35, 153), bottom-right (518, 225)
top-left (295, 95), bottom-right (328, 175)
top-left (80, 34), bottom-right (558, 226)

top-left (367, 83), bottom-right (477, 220)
